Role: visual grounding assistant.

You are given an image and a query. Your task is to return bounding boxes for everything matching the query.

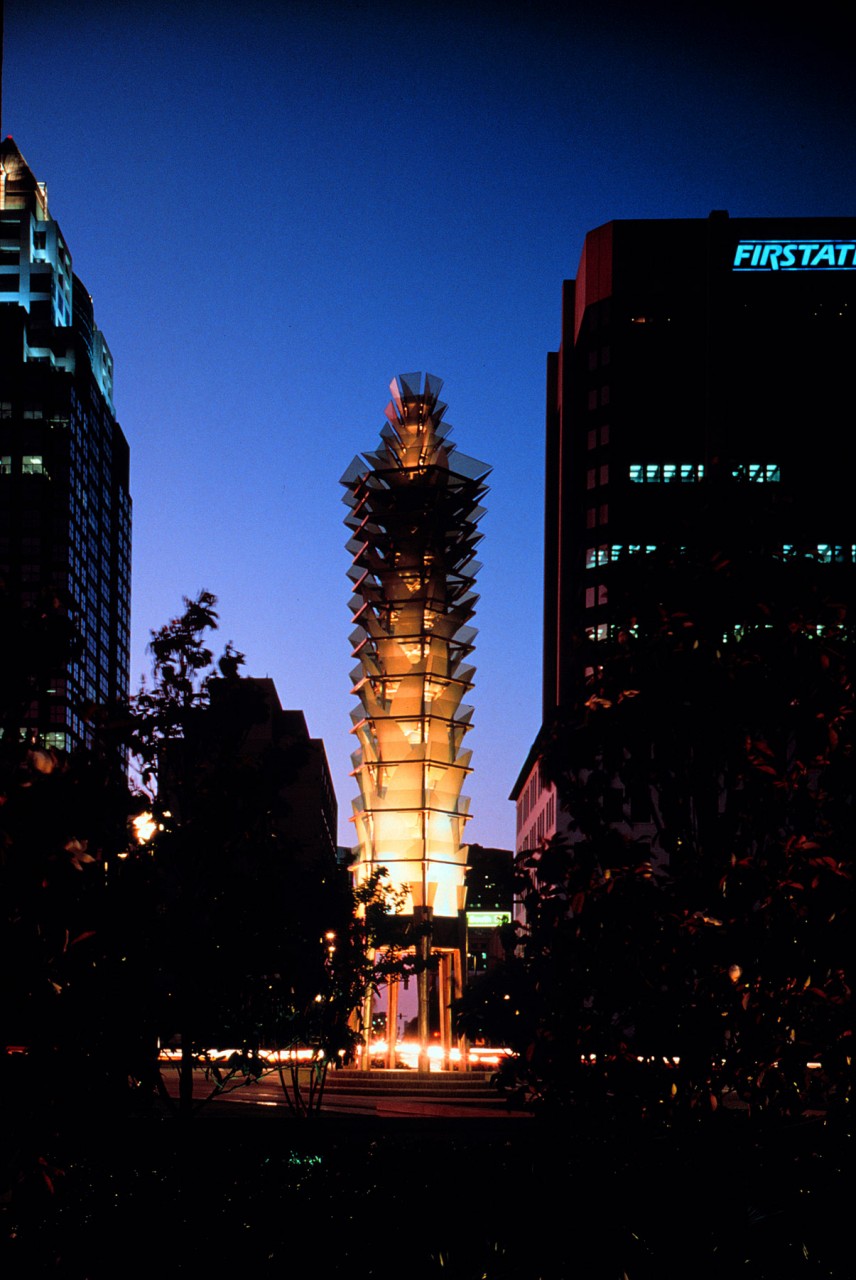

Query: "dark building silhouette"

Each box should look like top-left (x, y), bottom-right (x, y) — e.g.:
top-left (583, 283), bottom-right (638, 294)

top-left (0, 138), bottom-right (131, 751)
top-left (207, 676), bottom-right (338, 870)
top-left (246, 678), bottom-right (338, 869)
top-left (464, 844), bottom-right (514, 974)
top-left (514, 212), bottom-right (856, 853)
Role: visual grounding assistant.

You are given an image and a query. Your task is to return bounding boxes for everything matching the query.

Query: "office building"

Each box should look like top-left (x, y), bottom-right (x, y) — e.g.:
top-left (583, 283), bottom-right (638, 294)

top-left (513, 212), bottom-right (856, 853)
top-left (0, 138), bottom-right (131, 752)
top-left (231, 677), bottom-right (338, 871)
top-left (463, 844), bottom-right (514, 975)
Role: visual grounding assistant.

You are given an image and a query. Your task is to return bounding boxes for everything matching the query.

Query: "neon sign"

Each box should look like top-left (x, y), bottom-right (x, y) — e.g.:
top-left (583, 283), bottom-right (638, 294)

top-left (733, 240), bottom-right (856, 271)
top-left (467, 911), bottom-right (511, 929)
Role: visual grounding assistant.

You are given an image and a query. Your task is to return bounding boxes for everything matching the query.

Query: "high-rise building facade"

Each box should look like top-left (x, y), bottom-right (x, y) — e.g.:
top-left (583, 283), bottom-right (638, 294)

top-left (0, 138), bottom-right (131, 751)
top-left (513, 212), bottom-right (856, 850)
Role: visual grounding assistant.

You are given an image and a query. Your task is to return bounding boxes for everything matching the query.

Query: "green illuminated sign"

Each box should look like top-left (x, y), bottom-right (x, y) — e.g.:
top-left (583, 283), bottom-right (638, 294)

top-left (467, 911), bottom-right (511, 928)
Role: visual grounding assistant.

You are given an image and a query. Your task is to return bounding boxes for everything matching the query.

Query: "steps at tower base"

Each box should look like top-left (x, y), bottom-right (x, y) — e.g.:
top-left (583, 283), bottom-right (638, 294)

top-left (322, 1068), bottom-right (500, 1101)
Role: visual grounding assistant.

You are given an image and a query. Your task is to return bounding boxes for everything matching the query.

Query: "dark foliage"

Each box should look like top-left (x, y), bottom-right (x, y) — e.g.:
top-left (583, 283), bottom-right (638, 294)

top-left (457, 551), bottom-right (855, 1120)
top-left (0, 585), bottom-right (138, 1227)
top-left (3, 1116), bottom-right (853, 1278)
top-left (128, 591), bottom-right (408, 1116)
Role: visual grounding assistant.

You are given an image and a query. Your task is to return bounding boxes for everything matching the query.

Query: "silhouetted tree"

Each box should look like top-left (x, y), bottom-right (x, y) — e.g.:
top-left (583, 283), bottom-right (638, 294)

top-left (0, 586), bottom-right (138, 1234)
top-left (129, 591), bottom-right (396, 1117)
top-left (459, 551), bottom-right (855, 1120)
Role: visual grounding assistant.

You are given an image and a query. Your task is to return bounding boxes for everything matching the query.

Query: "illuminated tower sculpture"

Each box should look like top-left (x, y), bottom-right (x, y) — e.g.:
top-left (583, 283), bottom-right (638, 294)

top-left (342, 373), bottom-right (489, 1067)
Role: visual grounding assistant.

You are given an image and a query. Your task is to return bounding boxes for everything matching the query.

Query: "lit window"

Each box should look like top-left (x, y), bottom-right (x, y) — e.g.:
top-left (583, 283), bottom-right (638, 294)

top-left (599, 464), bottom-right (609, 486)
top-left (680, 463), bottom-right (704, 481)
top-left (599, 504), bottom-right (609, 524)
top-left (0, 456), bottom-right (11, 475)
top-left (627, 460), bottom-right (705, 483)
top-left (816, 545), bottom-right (845, 563)
top-left (22, 455), bottom-right (46, 475)
top-left (585, 548), bottom-right (596, 570)
top-left (732, 463), bottom-right (780, 483)
top-left (585, 587), bottom-right (596, 609)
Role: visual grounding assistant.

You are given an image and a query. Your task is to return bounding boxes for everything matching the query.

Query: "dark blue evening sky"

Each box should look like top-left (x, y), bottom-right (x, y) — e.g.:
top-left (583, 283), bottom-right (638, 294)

top-left (4, 0), bottom-right (855, 848)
